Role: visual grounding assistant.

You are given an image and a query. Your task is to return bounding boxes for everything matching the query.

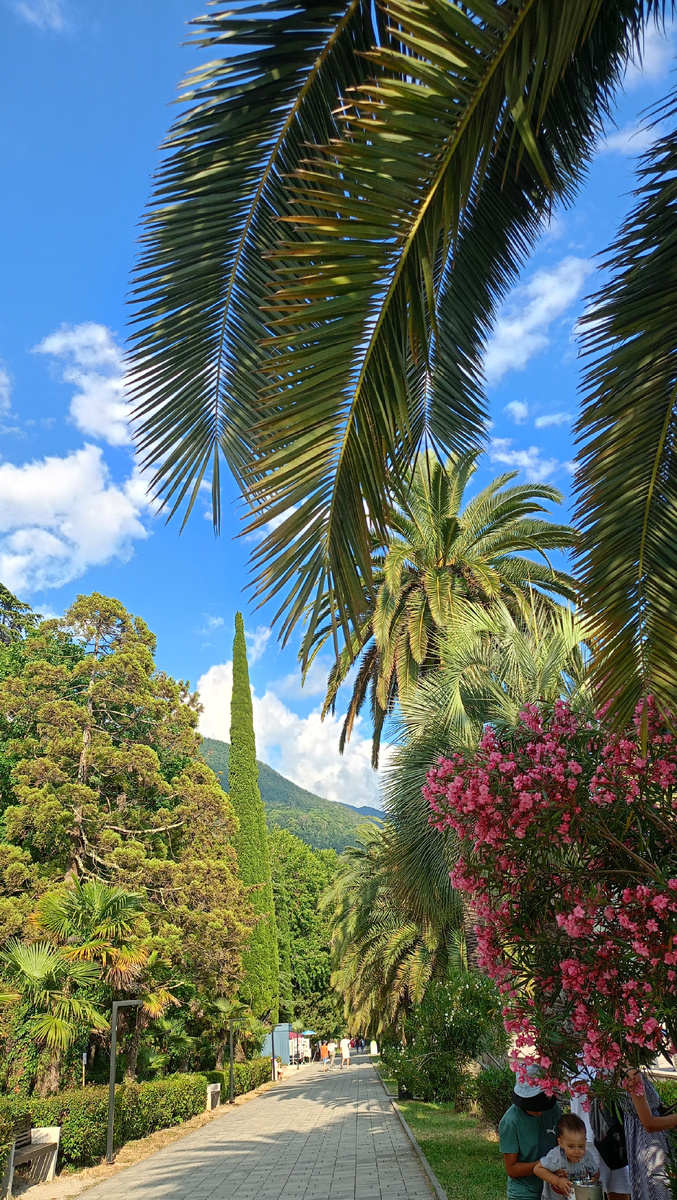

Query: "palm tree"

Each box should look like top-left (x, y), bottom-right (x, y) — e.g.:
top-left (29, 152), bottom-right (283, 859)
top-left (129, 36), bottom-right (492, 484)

top-left (128, 0), bottom-right (658, 670)
top-left (123, 951), bottom-right (182, 1081)
top-left (325, 606), bottom-right (589, 1019)
top-left (322, 824), bottom-right (464, 1037)
top-left (198, 996), bottom-right (253, 1069)
top-left (32, 880), bottom-right (148, 989)
top-left (0, 941), bottom-right (107, 1094)
top-left (383, 602), bottom-right (589, 961)
top-left (318, 451), bottom-right (575, 765)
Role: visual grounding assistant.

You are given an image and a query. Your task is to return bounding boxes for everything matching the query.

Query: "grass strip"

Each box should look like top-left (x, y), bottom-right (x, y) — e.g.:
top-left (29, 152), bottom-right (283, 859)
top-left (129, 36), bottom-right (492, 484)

top-left (396, 1101), bottom-right (506, 1200)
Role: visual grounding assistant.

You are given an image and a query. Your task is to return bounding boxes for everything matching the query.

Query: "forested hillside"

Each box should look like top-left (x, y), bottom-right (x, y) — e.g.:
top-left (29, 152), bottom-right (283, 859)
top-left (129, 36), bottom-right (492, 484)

top-left (200, 738), bottom-right (380, 852)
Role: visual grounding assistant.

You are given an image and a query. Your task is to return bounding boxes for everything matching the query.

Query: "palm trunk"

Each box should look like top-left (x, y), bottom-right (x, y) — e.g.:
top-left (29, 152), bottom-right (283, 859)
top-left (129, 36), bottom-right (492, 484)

top-left (124, 1011), bottom-right (147, 1081)
top-left (215, 1033), bottom-right (228, 1070)
top-left (460, 893), bottom-right (479, 971)
top-left (37, 1054), bottom-right (61, 1096)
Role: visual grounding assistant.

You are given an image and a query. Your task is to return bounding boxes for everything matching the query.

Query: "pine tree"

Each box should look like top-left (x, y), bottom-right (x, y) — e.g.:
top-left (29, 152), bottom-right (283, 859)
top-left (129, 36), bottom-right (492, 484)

top-left (229, 613), bottom-right (279, 1021)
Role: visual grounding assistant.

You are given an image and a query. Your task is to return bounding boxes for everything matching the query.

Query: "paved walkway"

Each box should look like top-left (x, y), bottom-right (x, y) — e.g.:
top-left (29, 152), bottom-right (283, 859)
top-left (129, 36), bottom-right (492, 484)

top-left (81, 1057), bottom-right (433, 1200)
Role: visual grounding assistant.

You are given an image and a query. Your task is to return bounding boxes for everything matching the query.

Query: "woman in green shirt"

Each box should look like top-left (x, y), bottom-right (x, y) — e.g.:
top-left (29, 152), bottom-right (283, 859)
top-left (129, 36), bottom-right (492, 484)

top-left (498, 1069), bottom-right (566, 1198)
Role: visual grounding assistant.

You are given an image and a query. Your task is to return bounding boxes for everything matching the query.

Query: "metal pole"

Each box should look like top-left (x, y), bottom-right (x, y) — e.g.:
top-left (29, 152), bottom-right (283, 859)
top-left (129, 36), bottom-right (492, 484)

top-left (106, 1000), bottom-right (142, 1164)
top-left (229, 1019), bottom-right (235, 1104)
top-left (271, 1027), bottom-right (275, 1081)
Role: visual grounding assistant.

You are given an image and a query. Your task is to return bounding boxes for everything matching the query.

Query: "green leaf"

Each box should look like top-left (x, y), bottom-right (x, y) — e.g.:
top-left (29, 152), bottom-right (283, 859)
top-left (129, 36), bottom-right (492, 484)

top-left (245, 0), bottom-right (646, 651)
top-left (576, 89), bottom-right (677, 726)
top-left (129, 0), bottom-right (388, 527)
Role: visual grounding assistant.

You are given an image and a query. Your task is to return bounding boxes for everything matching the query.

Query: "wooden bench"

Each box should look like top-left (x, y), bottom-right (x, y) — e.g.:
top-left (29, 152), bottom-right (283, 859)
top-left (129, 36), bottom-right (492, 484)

top-left (5, 1115), bottom-right (61, 1197)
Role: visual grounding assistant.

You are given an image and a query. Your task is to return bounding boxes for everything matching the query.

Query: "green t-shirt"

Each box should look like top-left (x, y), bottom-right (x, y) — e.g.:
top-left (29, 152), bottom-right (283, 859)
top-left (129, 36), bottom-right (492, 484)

top-left (498, 1103), bottom-right (561, 1199)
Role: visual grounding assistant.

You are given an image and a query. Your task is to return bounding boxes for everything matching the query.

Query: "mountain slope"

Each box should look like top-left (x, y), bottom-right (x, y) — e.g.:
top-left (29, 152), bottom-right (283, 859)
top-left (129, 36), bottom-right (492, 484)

top-left (200, 737), bottom-right (380, 853)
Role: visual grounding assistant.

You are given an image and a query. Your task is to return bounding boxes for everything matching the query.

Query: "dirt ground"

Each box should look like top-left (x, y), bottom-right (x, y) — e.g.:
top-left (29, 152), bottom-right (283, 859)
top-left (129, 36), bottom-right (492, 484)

top-left (13, 1068), bottom-right (298, 1200)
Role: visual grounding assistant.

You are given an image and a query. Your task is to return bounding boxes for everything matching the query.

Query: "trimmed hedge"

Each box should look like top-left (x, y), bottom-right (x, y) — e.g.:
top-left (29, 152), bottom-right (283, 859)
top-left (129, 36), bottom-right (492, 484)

top-left (0, 1073), bottom-right (208, 1167)
top-left (475, 1066), bottom-right (514, 1132)
top-left (205, 1056), bottom-right (272, 1101)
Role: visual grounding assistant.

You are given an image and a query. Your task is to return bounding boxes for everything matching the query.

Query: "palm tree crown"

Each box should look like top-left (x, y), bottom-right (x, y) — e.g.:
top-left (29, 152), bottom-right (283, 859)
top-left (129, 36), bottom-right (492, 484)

top-left (32, 880), bottom-right (148, 988)
top-left (322, 451), bottom-right (575, 765)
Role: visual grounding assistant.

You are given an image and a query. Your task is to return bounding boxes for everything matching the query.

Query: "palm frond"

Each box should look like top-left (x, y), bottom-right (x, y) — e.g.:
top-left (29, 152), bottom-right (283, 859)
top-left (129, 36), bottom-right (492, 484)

top-left (130, 0), bottom-right (388, 528)
top-left (575, 89), bottom-right (677, 726)
top-left (244, 0), bottom-right (647, 651)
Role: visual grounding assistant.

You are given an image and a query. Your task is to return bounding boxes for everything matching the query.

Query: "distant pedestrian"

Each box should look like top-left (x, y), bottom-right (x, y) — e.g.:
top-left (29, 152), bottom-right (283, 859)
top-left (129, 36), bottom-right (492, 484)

top-left (320, 1041), bottom-right (329, 1072)
top-left (327, 1039), bottom-right (337, 1069)
top-left (340, 1036), bottom-right (350, 1068)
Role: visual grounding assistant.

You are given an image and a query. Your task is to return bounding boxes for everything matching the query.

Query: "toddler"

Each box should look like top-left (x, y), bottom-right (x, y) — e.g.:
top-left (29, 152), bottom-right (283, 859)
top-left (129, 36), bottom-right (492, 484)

top-left (534, 1113), bottom-right (600, 1198)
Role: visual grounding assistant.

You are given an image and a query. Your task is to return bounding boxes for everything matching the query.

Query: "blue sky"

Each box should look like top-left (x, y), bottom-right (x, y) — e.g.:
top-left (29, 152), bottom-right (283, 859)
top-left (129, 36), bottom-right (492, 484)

top-left (0, 0), bottom-right (674, 806)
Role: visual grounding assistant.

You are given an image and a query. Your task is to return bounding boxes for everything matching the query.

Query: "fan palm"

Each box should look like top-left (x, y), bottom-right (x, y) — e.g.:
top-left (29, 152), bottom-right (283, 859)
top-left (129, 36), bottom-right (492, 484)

top-left (32, 880), bottom-right (148, 989)
top-left (129, 0), bottom-right (659, 662)
top-left (1, 940), bottom-right (107, 1093)
top-left (319, 451), bottom-right (575, 766)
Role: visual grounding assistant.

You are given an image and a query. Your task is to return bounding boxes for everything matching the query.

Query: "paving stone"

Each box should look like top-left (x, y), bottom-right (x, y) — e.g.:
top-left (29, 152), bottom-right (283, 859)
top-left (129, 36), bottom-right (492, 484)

top-left (77, 1059), bottom-right (434, 1200)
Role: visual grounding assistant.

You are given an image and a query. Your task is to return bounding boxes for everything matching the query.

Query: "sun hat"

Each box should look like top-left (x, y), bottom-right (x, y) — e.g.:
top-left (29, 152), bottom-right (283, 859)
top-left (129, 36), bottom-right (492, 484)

top-left (511, 1064), bottom-right (557, 1112)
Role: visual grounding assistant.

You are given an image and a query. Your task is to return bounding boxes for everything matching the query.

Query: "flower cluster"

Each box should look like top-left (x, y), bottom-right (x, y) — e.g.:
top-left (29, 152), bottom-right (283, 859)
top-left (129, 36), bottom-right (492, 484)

top-left (426, 698), bottom-right (677, 1084)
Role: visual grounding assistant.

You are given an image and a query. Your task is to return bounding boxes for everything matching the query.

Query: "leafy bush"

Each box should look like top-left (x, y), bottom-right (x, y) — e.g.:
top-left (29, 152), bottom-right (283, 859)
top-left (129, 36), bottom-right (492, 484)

top-left (0, 1104), bottom-right (16, 1187)
top-left (0, 1073), bottom-right (209, 1166)
top-left (655, 1078), bottom-right (677, 1110)
top-left (475, 1066), bottom-right (514, 1131)
top-left (381, 974), bottom-right (507, 1105)
top-left (115, 1075), bottom-right (207, 1143)
top-left (205, 1056), bottom-right (272, 1101)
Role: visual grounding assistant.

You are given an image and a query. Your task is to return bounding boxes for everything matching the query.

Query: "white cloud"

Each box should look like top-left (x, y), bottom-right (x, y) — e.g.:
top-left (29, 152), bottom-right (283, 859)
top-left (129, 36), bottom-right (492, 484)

top-left (198, 661), bottom-right (384, 808)
top-left (273, 655), bottom-right (332, 700)
top-left (245, 624), bottom-right (272, 665)
top-left (489, 438), bottom-right (559, 483)
top-left (0, 366), bottom-right (11, 415)
top-left (34, 323), bottom-right (132, 447)
top-left (11, 0), bottom-right (66, 30)
top-left (534, 411), bottom-right (572, 429)
top-left (601, 122), bottom-right (659, 155)
top-left (625, 22), bottom-right (675, 86)
top-left (203, 615), bottom-right (225, 631)
top-left (0, 444), bottom-right (150, 594)
top-left (504, 400), bottom-right (529, 424)
top-left (484, 257), bottom-right (591, 384)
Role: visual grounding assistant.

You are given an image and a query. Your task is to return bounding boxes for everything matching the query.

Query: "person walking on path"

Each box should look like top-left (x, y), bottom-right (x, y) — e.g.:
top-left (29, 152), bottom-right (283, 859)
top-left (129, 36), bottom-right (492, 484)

top-left (340, 1036), bottom-right (351, 1068)
top-left (327, 1038), bottom-right (337, 1069)
top-left (499, 1068), bottom-right (566, 1198)
top-left (620, 1069), bottom-right (677, 1200)
top-left (320, 1041), bottom-right (329, 1072)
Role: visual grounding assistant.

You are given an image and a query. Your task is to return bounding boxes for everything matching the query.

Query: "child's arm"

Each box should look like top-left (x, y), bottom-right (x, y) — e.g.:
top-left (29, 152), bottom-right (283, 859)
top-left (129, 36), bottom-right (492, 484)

top-left (534, 1163), bottom-right (573, 1196)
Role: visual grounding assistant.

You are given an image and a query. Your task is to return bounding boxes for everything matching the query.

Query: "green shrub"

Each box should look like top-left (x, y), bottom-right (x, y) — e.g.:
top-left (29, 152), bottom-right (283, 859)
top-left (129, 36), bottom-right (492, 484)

top-left (655, 1077), bottom-right (677, 1110)
top-left (205, 1056), bottom-right (272, 1101)
top-left (0, 1105), bottom-right (16, 1184)
top-left (116, 1075), bottom-right (207, 1143)
top-left (476, 1066), bottom-right (514, 1132)
top-left (382, 974), bottom-right (508, 1106)
top-left (0, 1073), bottom-right (209, 1167)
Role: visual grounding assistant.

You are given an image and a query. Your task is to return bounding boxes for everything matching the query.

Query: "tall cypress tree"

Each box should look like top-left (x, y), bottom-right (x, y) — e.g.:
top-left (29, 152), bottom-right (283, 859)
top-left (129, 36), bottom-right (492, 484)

top-left (229, 613), bottom-right (279, 1021)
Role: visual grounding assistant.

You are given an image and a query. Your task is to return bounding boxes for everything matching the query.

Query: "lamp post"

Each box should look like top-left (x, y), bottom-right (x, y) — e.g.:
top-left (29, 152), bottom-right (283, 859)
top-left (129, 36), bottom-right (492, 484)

top-left (228, 1017), bottom-right (245, 1104)
top-left (107, 999), bottom-right (142, 1164)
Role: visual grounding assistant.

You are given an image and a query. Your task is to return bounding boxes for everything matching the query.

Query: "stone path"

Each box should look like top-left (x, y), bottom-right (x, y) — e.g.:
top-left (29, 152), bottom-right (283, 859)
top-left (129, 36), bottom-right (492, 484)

top-left (80, 1057), bottom-right (434, 1200)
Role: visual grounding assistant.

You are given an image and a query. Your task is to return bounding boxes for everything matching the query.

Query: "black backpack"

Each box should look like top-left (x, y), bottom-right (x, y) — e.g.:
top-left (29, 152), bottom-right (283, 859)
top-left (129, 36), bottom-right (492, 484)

top-left (589, 1097), bottom-right (628, 1171)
